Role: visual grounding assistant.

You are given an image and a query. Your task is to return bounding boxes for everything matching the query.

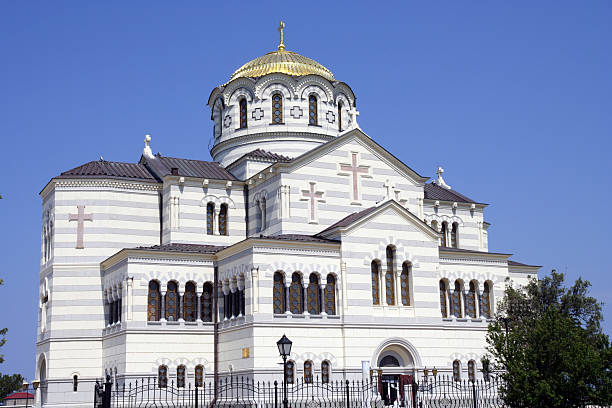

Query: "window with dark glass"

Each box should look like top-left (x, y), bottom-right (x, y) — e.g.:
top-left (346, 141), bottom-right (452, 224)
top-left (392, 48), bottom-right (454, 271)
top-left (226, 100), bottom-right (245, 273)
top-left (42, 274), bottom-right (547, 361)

top-left (400, 262), bottom-right (411, 306)
top-left (371, 260), bottom-right (381, 305)
top-left (73, 375), bottom-right (78, 392)
top-left (451, 222), bottom-right (458, 248)
top-left (385, 246), bottom-right (396, 305)
top-left (304, 360), bottom-right (313, 383)
top-left (441, 222), bottom-right (448, 247)
top-left (272, 93), bottom-right (283, 124)
top-left (273, 272), bottom-right (286, 314)
top-left (219, 204), bottom-right (228, 236)
top-left (324, 274), bottom-right (336, 315)
top-left (195, 365), bottom-right (204, 387)
top-left (452, 360), bottom-right (461, 382)
top-left (158, 365), bottom-right (168, 388)
top-left (286, 361), bottom-right (295, 384)
top-left (166, 281), bottom-right (178, 321)
top-left (451, 280), bottom-right (463, 318)
top-left (206, 203), bottom-right (214, 235)
top-left (309, 95), bottom-right (318, 125)
top-left (468, 360), bottom-right (476, 382)
top-left (289, 273), bottom-right (303, 314)
top-left (337, 101), bottom-right (342, 131)
top-left (239, 98), bottom-right (247, 129)
top-left (201, 282), bottom-right (213, 322)
top-left (480, 281), bottom-right (492, 318)
top-left (148, 281), bottom-right (160, 321)
top-left (466, 281), bottom-right (477, 318)
top-left (439, 280), bottom-right (448, 318)
top-left (321, 360), bottom-right (330, 383)
top-left (184, 281), bottom-right (196, 322)
top-left (177, 365), bottom-right (186, 388)
top-left (307, 273), bottom-right (320, 314)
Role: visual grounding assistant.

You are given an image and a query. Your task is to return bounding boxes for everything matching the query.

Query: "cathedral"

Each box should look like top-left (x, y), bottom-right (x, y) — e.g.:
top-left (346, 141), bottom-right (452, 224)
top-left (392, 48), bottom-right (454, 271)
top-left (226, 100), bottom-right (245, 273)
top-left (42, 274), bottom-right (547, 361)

top-left (35, 23), bottom-right (539, 407)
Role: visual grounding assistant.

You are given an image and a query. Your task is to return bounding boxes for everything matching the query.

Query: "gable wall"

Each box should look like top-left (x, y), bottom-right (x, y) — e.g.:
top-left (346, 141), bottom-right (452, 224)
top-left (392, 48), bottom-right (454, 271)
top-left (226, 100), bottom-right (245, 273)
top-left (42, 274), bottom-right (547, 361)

top-left (423, 202), bottom-right (486, 251)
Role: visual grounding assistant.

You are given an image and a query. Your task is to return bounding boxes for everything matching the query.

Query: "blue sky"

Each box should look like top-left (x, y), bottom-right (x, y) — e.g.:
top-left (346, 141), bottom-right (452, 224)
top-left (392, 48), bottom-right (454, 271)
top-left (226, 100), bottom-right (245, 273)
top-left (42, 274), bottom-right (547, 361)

top-left (0, 1), bottom-right (610, 379)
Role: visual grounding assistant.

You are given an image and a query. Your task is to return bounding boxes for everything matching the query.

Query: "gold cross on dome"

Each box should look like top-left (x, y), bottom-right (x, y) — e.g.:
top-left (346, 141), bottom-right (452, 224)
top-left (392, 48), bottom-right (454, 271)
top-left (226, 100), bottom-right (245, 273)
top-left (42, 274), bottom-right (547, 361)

top-left (278, 21), bottom-right (286, 51)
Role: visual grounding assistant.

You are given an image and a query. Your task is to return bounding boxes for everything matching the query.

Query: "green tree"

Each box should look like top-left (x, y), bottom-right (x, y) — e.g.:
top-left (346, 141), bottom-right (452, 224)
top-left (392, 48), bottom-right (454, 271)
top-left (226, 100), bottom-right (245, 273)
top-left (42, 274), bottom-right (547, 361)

top-left (0, 373), bottom-right (24, 399)
top-left (485, 271), bottom-right (612, 407)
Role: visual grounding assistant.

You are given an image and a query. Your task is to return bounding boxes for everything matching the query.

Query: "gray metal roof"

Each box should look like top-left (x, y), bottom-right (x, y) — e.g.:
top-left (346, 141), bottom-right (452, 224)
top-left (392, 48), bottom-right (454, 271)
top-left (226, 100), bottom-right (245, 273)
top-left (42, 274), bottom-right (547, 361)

top-left (424, 183), bottom-right (482, 204)
top-left (316, 205), bottom-right (379, 235)
top-left (58, 160), bottom-right (157, 181)
top-left (132, 243), bottom-right (226, 254)
top-left (154, 155), bottom-right (237, 180)
top-left (259, 234), bottom-right (339, 243)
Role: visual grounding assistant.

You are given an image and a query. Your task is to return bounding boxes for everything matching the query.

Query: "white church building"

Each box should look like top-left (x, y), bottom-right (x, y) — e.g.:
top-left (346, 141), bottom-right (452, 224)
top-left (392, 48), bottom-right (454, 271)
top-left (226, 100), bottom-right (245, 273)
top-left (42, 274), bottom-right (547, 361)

top-left (35, 24), bottom-right (539, 407)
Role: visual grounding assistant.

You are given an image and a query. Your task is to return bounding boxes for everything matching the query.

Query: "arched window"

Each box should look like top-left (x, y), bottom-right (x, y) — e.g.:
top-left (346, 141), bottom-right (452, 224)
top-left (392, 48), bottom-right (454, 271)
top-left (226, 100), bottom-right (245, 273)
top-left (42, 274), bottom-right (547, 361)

top-left (324, 274), bottom-right (336, 315)
top-left (385, 246), bottom-right (396, 305)
top-left (273, 272), bottom-right (286, 314)
top-left (158, 365), bottom-right (168, 388)
top-left (380, 355), bottom-right (400, 367)
top-left (201, 282), bottom-right (213, 322)
top-left (272, 93), bottom-right (283, 124)
top-left (219, 204), bottom-right (228, 236)
top-left (239, 98), bottom-right (247, 129)
top-left (371, 260), bottom-right (381, 305)
top-left (400, 262), bottom-right (411, 306)
top-left (441, 222), bottom-right (448, 247)
top-left (206, 203), bottom-right (215, 235)
top-left (307, 273), bottom-right (320, 314)
top-left (195, 365), bottom-right (204, 387)
top-left (289, 273), bottom-right (303, 314)
top-left (257, 198), bottom-right (267, 232)
top-left (285, 360), bottom-right (295, 384)
top-left (468, 360), bottom-right (476, 382)
top-left (73, 375), bottom-right (78, 392)
top-left (304, 360), bottom-right (313, 383)
top-left (177, 365), bottom-right (186, 388)
top-left (166, 281), bottom-right (178, 321)
top-left (451, 280), bottom-right (463, 318)
top-left (452, 360), bottom-right (461, 382)
top-left (337, 101), bottom-right (343, 131)
top-left (466, 281), bottom-right (477, 318)
top-left (184, 282), bottom-right (196, 322)
top-left (480, 281), bottom-right (492, 318)
top-left (321, 360), bottom-right (330, 384)
top-left (147, 281), bottom-right (160, 321)
top-left (308, 95), bottom-right (318, 125)
top-left (439, 280), bottom-right (448, 318)
top-left (451, 222), bottom-right (459, 248)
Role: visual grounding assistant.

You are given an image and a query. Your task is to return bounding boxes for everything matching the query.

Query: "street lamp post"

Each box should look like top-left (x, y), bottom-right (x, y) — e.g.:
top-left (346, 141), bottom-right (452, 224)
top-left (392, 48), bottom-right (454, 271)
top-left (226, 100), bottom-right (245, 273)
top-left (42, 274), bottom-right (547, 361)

top-left (22, 380), bottom-right (29, 407)
top-left (277, 334), bottom-right (293, 408)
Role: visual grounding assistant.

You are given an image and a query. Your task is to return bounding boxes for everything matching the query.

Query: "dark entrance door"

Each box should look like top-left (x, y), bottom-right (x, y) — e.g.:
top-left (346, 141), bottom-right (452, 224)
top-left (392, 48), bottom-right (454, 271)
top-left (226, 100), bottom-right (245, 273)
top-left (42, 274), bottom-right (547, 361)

top-left (381, 375), bottom-right (399, 405)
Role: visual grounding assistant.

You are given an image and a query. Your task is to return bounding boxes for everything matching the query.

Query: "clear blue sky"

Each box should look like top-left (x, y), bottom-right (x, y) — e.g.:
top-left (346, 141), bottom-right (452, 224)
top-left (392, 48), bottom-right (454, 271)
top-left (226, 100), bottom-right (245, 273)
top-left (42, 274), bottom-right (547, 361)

top-left (0, 1), bottom-right (610, 379)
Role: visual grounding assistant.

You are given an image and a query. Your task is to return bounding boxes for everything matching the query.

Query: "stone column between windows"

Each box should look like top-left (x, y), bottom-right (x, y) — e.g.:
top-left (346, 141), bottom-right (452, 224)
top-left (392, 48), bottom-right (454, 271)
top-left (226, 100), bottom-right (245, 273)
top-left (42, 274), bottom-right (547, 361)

top-left (104, 291), bottom-right (110, 327)
top-left (285, 282), bottom-right (291, 314)
top-left (460, 285), bottom-right (466, 318)
top-left (250, 268), bottom-right (259, 314)
top-left (178, 286), bottom-right (185, 322)
top-left (196, 283), bottom-right (202, 323)
top-left (214, 208), bottom-right (220, 235)
top-left (475, 282), bottom-right (481, 318)
top-left (320, 283), bottom-right (327, 316)
top-left (445, 286), bottom-right (451, 318)
top-left (394, 268), bottom-right (401, 307)
top-left (126, 277), bottom-right (133, 321)
top-left (380, 263), bottom-right (387, 306)
top-left (302, 282), bottom-right (309, 315)
top-left (160, 290), bottom-right (167, 322)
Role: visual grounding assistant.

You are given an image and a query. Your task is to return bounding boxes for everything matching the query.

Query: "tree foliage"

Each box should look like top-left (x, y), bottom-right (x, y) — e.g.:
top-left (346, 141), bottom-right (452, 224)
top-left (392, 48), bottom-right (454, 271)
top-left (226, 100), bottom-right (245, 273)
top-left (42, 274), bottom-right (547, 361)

top-left (0, 373), bottom-right (24, 399)
top-left (485, 271), bottom-right (612, 407)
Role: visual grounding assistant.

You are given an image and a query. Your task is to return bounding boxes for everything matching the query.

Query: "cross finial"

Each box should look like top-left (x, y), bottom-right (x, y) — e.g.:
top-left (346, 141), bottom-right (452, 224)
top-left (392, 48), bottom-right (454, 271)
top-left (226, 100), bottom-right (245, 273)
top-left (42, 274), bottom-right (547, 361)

top-left (436, 166), bottom-right (452, 190)
top-left (143, 134), bottom-right (153, 158)
top-left (278, 21), bottom-right (286, 51)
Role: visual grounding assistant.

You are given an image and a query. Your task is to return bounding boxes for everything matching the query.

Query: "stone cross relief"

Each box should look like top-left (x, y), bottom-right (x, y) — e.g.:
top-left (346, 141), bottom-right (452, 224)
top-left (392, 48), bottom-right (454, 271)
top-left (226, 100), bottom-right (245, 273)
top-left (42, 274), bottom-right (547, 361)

top-left (69, 205), bottom-right (93, 249)
top-left (383, 179), bottom-right (395, 201)
top-left (301, 182), bottom-right (325, 223)
top-left (339, 153), bottom-right (371, 202)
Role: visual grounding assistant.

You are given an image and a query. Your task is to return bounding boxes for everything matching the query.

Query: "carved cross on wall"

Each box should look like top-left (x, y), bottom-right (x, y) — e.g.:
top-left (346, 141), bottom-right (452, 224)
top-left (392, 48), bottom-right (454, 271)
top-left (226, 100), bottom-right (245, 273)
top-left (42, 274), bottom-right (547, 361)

top-left (301, 182), bottom-right (325, 223)
top-left (69, 205), bottom-right (93, 249)
top-left (383, 179), bottom-right (395, 201)
top-left (339, 153), bottom-right (371, 202)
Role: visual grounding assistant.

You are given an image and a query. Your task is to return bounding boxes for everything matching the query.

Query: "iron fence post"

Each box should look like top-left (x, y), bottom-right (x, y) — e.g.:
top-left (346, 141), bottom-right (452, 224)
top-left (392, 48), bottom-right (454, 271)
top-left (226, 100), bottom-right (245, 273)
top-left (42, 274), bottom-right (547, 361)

top-left (195, 381), bottom-right (198, 408)
top-left (472, 380), bottom-right (477, 408)
top-left (345, 379), bottom-right (350, 408)
top-left (274, 380), bottom-right (278, 408)
top-left (103, 375), bottom-right (112, 408)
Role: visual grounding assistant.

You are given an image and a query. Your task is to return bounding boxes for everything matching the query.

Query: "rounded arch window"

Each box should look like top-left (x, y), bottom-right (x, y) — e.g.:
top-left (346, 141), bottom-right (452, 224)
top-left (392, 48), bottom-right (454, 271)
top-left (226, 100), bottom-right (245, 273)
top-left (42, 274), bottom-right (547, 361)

top-left (309, 95), bottom-right (318, 125)
top-left (379, 355), bottom-right (400, 367)
top-left (239, 98), bottom-right (247, 129)
top-left (272, 93), bottom-right (283, 124)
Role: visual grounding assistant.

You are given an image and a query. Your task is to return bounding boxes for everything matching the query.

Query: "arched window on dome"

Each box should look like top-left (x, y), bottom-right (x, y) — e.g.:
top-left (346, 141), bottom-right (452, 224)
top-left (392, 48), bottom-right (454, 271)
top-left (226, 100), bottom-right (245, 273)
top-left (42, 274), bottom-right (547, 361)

top-left (400, 261), bottom-right (411, 306)
top-left (206, 203), bottom-right (215, 235)
top-left (273, 272), bottom-right (286, 314)
top-left (201, 282), bottom-right (213, 322)
top-left (338, 101), bottom-right (343, 131)
top-left (219, 204), bottom-right (228, 236)
top-left (385, 246), bottom-right (396, 306)
top-left (147, 280), bottom-right (160, 321)
top-left (307, 273), bottom-right (321, 315)
top-left (239, 98), bottom-right (247, 129)
top-left (451, 222), bottom-right (459, 248)
top-left (441, 222), bottom-right (448, 247)
top-left (183, 281), bottom-right (197, 322)
top-left (308, 95), bottom-right (318, 125)
top-left (371, 260), bottom-right (381, 305)
top-left (272, 93), bottom-right (283, 124)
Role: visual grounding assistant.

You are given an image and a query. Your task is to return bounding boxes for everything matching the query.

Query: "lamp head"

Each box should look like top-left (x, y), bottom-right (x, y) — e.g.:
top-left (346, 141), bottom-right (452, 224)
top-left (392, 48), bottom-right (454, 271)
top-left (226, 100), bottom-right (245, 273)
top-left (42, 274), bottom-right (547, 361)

top-left (32, 380), bottom-right (40, 390)
top-left (276, 334), bottom-right (292, 357)
top-left (21, 380), bottom-right (29, 391)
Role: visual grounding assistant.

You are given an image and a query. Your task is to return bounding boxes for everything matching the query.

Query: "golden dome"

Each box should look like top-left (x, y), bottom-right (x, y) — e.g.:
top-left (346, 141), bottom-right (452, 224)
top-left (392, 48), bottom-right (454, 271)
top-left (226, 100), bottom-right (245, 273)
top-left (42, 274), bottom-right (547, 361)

top-left (228, 21), bottom-right (334, 82)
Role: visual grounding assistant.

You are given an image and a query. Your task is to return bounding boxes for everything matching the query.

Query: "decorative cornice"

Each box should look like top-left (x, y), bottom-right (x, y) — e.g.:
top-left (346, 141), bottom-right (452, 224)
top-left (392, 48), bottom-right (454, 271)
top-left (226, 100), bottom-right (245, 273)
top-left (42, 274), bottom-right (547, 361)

top-left (211, 131), bottom-right (334, 157)
top-left (50, 178), bottom-right (162, 193)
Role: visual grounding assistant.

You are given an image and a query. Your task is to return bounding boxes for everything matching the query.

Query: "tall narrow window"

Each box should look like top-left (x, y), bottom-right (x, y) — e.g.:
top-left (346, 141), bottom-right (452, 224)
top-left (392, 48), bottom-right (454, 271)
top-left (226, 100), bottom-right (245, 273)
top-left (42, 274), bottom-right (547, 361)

top-left (73, 375), bottom-right (78, 392)
top-left (480, 281), bottom-right (492, 318)
top-left (337, 101), bottom-right (343, 131)
top-left (206, 203), bottom-right (215, 235)
top-left (441, 222), bottom-right (448, 247)
top-left (439, 280), bottom-right (448, 318)
top-left (177, 365), bottom-right (186, 388)
top-left (452, 360), bottom-right (461, 382)
top-left (260, 198), bottom-right (267, 231)
top-left (147, 281), bottom-right (160, 321)
top-left (289, 273), bottom-right (303, 314)
top-left (272, 93), bottom-right (283, 124)
top-left (400, 262), bottom-right (411, 306)
top-left (219, 204), bottom-right (228, 236)
top-left (201, 282), bottom-right (213, 322)
top-left (304, 360), bottom-right (313, 383)
top-left (308, 95), bottom-right (318, 125)
top-left (466, 281), bottom-right (477, 318)
top-left (307, 273), bottom-right (320, 314)
top-left (324, 274), bottom-right (336, 315)
top-left (166, 281), bottom-right (178, 321)
top-left (158, 365), bottom-right (168, 388)
top-left (468, 360), bottom-right (476, 382)
top-left (451, 280), bottom-right (463, 318)
top-left (195, 365), bottom-right (204, 387)
top-left (321, 360), bottom-right (330, 384)
top-left (286, 361), bottom-right (295, 384)
top-left (371, 260), bottom-right (381, 305)
top-left (451, 223), bottom-right (458, 248)
top-left (255, 200), bottom-right (262, 233)
top-left (239, 98), bottom-right (247, 129)
top-left (273, 272), bottom-right (286, 314)
top-left (385, 246), bottom-right (396, 305)
top-left (184, 282), bottom-right (196, 322)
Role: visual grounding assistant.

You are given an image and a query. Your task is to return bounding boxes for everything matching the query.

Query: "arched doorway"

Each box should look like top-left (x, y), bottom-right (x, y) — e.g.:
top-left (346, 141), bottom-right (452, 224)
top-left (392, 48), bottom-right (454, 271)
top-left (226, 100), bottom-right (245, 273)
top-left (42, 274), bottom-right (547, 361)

top-left (373, 341), bottom-right (419, 406)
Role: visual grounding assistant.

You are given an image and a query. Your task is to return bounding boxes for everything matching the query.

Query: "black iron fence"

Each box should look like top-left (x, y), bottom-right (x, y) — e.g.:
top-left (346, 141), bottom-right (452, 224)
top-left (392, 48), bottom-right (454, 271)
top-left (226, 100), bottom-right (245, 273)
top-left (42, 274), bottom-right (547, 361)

top-left (94, 374), bottom-right (513, 408)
